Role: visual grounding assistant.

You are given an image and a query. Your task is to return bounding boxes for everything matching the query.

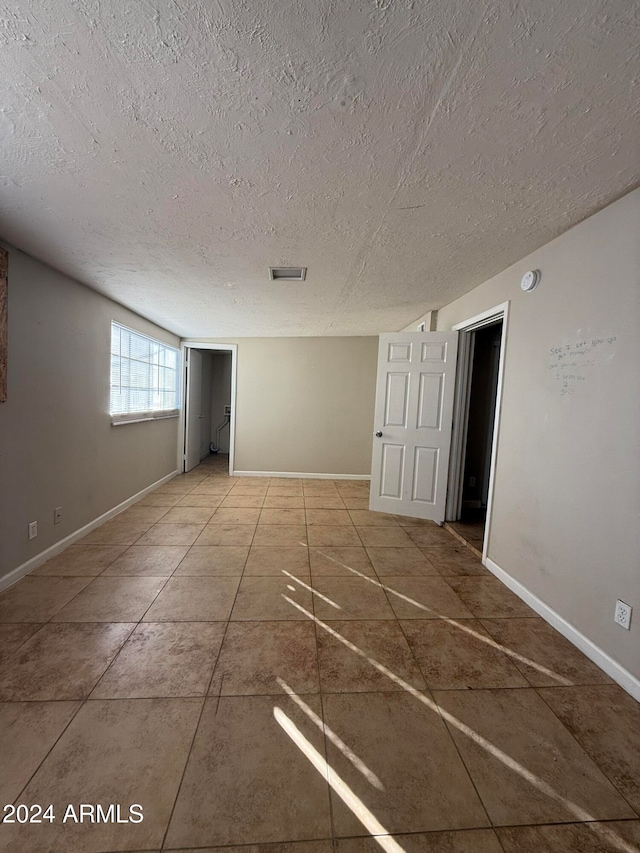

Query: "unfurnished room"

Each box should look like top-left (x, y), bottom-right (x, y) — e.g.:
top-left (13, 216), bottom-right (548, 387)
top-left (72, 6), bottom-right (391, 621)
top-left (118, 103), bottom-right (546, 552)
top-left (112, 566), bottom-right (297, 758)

top-left (0, 1), bottom-right (639, 852)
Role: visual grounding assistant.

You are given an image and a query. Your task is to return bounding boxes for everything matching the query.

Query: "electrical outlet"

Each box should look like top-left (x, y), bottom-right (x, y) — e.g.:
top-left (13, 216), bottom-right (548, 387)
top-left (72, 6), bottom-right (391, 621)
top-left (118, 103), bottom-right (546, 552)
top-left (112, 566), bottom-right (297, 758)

top-left (54, 506), bottom-right (62, 524)
top-left (28, 521), bottom-right (38, 540)
top-left (614, 600), bottom-right (632, 630)
top-left (469, 476), bottom-right (476, 487)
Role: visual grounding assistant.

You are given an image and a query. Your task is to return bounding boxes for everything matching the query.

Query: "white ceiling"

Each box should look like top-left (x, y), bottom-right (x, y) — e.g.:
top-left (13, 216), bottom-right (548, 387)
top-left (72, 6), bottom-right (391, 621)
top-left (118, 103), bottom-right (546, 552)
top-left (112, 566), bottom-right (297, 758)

top-left (2, 0), bottom-right (639, 337)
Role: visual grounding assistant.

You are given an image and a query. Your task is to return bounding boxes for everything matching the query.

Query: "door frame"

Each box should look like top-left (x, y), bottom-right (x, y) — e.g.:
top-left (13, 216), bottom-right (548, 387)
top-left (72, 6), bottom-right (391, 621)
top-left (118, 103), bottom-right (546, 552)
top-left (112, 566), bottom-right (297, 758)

top-left (445, 301), bottom-right (509, 563)
top-left (179, 342), bottom-right (238, 475)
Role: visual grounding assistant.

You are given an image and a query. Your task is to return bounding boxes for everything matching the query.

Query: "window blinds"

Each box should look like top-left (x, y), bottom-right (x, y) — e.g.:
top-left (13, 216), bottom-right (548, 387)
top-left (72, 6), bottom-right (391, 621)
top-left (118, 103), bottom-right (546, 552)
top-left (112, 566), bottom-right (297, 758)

top-left (110, 322), bottom-right (180, 424)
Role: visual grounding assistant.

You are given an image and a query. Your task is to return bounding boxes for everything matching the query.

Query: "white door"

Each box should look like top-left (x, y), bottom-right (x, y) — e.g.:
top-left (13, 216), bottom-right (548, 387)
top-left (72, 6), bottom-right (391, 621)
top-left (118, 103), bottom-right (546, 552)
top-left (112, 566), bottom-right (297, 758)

top-left (369, 332), bottom-right (458, 522)
top-left (185, 348), bottom-right (203, 472)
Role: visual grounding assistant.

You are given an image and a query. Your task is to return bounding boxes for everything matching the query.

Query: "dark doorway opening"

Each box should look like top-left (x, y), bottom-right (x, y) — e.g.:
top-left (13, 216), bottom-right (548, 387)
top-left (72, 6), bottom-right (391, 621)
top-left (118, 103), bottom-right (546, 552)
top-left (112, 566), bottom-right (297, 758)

top-left (450, 320), bottom-right (502, 553)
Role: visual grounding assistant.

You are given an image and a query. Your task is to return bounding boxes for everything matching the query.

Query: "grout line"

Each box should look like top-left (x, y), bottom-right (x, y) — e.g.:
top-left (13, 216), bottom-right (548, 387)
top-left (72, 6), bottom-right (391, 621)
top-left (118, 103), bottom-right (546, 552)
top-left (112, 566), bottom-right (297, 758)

top-left (443, 522), bottom-right (483, 558)
top-left (307, 517), bottom-right (339, 848)
top-left (158, 477), bottom-right (253, 851)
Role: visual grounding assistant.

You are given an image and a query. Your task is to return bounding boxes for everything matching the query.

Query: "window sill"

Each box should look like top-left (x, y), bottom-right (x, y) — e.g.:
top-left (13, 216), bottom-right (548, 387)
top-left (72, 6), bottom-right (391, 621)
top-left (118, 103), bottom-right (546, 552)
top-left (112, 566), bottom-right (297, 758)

top-left (111, 412), bottom-right (180, 426)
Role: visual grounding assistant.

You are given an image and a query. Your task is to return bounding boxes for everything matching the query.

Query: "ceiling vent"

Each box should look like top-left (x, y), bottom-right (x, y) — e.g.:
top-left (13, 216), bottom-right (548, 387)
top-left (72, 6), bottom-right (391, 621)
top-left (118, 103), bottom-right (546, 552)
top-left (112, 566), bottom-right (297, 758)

top-left (269, 267), bottom-right (307, 281)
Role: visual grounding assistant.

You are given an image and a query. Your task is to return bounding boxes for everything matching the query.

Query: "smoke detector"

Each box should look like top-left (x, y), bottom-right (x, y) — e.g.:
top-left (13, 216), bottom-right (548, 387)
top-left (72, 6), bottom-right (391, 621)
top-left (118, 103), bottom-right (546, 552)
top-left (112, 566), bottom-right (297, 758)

top-left (269, 267), bottom-right (307, 281)
top-left (521, 269), bottom-right (541, 292)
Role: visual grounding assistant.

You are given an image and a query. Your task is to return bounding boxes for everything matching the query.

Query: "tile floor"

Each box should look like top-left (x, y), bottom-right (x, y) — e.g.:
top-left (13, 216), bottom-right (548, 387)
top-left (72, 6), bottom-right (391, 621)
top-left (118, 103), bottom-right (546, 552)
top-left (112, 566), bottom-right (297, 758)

top-left (0, 455), bottom-right (639, 853)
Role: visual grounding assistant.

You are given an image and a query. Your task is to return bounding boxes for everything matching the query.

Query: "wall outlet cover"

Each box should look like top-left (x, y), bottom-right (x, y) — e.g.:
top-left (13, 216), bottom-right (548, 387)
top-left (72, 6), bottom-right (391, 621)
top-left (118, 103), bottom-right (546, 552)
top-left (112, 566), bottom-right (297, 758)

top-left (614, 599), bottom-right (632, 630)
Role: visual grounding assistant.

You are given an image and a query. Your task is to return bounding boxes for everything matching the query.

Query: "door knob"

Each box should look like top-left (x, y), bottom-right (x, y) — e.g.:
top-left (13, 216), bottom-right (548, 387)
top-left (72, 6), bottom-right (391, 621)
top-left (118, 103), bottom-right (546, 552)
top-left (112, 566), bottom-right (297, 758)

top-left (375, 431), bottom-right (383, 437)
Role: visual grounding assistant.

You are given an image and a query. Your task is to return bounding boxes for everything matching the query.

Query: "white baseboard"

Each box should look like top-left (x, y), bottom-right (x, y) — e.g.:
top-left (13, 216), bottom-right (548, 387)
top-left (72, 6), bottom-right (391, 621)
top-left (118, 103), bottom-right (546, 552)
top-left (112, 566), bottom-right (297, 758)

top-left (0, 470), bottom-right (179, 594)
top-left (485, 557), bottom-right (640, 702)
top-left (232, 470), bottom-right (371, 481)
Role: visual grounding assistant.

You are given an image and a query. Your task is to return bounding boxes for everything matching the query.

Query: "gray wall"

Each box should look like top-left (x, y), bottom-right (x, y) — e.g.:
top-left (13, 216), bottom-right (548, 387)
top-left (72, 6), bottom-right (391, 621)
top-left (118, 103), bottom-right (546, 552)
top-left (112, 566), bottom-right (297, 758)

top-left (0, 244), bottom-right (180, 582)
top-left (191, 337), bottom-right (378, 476)
top-left (437, 189), bottom-right (640, 680)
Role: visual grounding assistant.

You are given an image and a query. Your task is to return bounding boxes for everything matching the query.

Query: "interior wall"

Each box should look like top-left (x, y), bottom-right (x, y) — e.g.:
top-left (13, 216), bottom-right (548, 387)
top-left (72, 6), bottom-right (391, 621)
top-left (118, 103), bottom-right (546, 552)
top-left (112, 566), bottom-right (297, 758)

top-left (0, 243), bottom-right (180, 583)
top-left (436, 188), bottom-right (640, 681)
top-left (210, 352), bottom-right (232, 455)
top-left (190, 337), bottom-right (378, 475)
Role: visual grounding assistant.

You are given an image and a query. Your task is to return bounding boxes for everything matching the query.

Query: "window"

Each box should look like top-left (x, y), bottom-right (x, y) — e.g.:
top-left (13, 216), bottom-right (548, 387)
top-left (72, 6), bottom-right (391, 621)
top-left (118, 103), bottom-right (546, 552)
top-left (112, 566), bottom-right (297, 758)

top-left (110, 322), bottom-right (181, 424)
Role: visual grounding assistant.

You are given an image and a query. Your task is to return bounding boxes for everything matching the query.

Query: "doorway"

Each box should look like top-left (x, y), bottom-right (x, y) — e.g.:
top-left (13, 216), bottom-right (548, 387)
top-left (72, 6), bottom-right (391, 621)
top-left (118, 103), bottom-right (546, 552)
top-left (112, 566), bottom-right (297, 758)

top-left (446, 302), bottom-right (509, 561)
top-left (180, 342), bottom-right (237, 475)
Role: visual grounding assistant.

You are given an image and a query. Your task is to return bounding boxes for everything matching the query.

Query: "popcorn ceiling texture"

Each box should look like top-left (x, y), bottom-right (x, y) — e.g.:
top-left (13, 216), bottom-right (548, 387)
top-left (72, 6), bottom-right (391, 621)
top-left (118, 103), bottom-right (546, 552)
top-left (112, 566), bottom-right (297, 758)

top-left (1, 0), bottom-right (639, 337)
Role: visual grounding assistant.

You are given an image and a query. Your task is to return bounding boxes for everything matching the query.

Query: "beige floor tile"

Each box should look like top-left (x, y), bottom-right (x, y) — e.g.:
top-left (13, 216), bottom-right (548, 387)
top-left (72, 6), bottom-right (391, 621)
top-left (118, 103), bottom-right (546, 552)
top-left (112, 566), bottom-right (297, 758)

top-left (135, 522), bottom-right (205, 546)
top-left (139, 493), bottom-right (182, 507)
top-left (539, 684), bottom-right (640, 813)
top-left (307, 526), bottom-right (362, 547)
top-left (230, 484), bottom-right (270, 495)
top-left (173, 546), bottom-right (249, 576)
top-left (156, 506), bottom-right (216, 524)
top-left (0, 576), bottom-right (93, 622)
top-left (143, 576), bottom-right (240, 621)
top-left (0, 623), bottom-right (41, 665)
top-left (211, 621), bottom-right (319, 695)
top-left (259, 507), bottom-right (307, 525)
top-left (0, 701), bottom-right (80, 805)
top-left (176, 494), bottom-right (224, 508)
top-left (433, 688), bottom-right (636, 825)
top-left (0, 622), bottom-right (134, 700)
top-left (402, 620), bottom-right (528, 690)
top-left (190, 483), bottom-right (233, 495)
top-left (420, 545), bottom-right (490, 576)
top-left (335, 481), bottom-right (370, 492)
top-left (33, 544), bottom-right (128, 576)
top-left (347, 510), bottom-right (399, 526)
top-left (366, 546), bottom-right (439, 576)
top-left (304, 490), bottom-right (341, 500)
top-left (480, 618), bottom-right (613, 687)
top-left (51, 576), bottom-right (167, 622)
top-left (231, 576), bottom-right (314, 621)
top-left (102, 545), bottom-right (189, 576)
top-left (335, 829), bottom-right (503, 852)
top-left (245, 546), bottom-right (310, 576)
top-left (394, 516), bottom-right (448, 527)
top-left (154, 482), bottom-right (195, 495)
top-left (115, 504), bottom-right (171, 524)
top-left (0, 698), bottom-right (202, 853)
top-left (306, 508), bottom-right (353, 526)
top-left (80, 521), bottom-right (150, 546)
top-left (317, 620), bottom-right (425, 693)
top-left (210, 506), bottom-right (262, 525)
top-left (309, 547), bottom-right (375, 576)
top-left (311, 577), bottom-right (395, 621)
top-left (195, 524), bottom-right (257, 546)
top-left (252, 524), bottom-right (308, 547)
top-left (263, 495), bottom-right (306, 508)
top-left (324, 691), bottom-right (489, 835)
top-left (383, 577), bottom-right (474, 620)
top-left (404, 525), bottom-right (458, 546)
top-left (355, 526), bottom-right (416, 547)
top-left (340, 497), bottom-right (370, 509)
top-left (92, 622), bottom-right (225, 698)
top-left (266, 484), bottom-right (304, 496)
top-left (497, 820), bottom-right (640, 852)
top-left (304, 495), bottom-right (347, 509)
top-left (446, 577), bottom-right (537, 618)
top-left (167, 844), bottom-right (332, 853)
top-left (164, 695), bottom-right (332, 847)
top-left (220, 494), bottom-right (266, 507)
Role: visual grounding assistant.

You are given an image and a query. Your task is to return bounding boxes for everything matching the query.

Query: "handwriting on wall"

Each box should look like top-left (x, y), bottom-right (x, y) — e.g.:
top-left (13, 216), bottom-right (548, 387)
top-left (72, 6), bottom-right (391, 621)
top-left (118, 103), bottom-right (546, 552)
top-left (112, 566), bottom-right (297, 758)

top-left (548, 335), bottom-right (617, 397)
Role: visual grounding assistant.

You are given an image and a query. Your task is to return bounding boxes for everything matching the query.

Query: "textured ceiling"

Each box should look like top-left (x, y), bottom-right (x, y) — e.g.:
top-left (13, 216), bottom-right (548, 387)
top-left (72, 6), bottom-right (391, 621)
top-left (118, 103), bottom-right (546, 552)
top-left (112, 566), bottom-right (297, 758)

top-left (1, 0), bottom-right (639, 337)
